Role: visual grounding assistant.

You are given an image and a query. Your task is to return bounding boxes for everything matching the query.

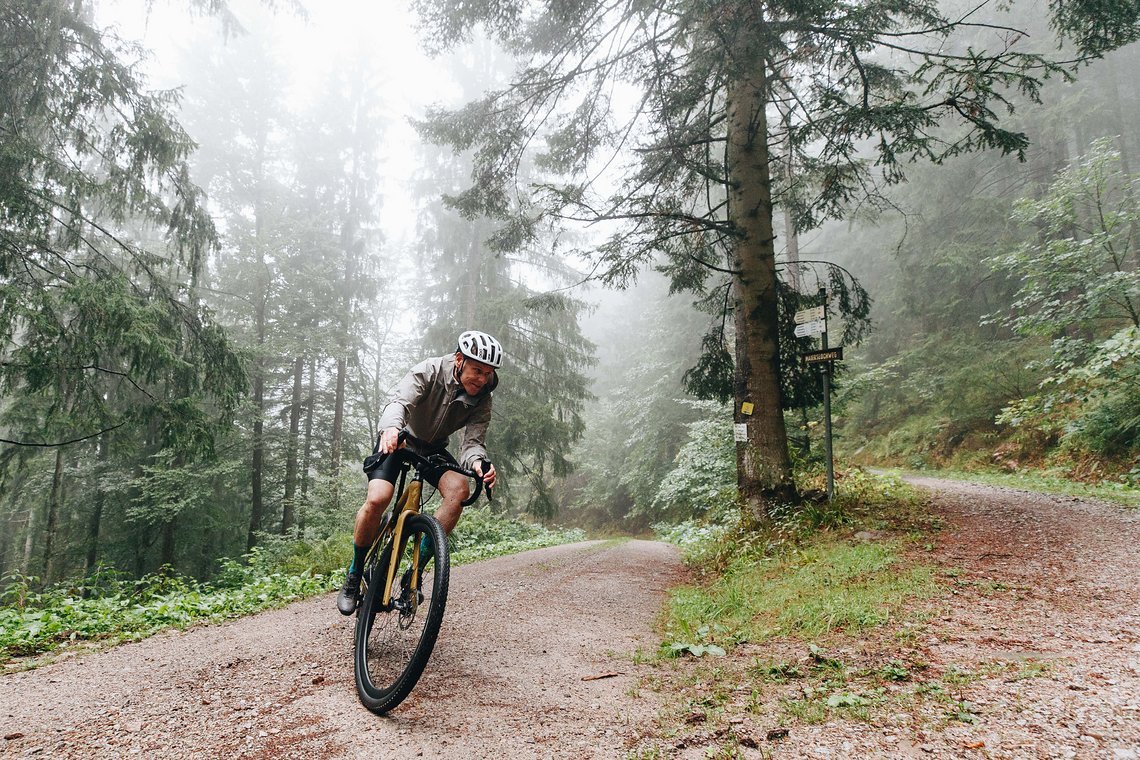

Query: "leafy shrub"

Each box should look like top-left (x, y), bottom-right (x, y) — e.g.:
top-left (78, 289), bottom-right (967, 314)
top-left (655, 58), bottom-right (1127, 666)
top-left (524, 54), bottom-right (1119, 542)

top-left (997, 327), bottom-right (1140, 460)
top-left (448, 506), bottom-right (586, 564)
top-left (0, 561), bottom-right (329, 661)
top-left (651, 414), bottom-right (737, 521)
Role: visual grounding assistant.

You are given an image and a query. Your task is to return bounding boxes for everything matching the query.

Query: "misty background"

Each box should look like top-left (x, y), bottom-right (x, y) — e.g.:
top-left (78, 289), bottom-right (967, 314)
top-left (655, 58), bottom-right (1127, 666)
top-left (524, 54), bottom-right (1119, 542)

top-left (2, 0), bottom-right (1137, 588)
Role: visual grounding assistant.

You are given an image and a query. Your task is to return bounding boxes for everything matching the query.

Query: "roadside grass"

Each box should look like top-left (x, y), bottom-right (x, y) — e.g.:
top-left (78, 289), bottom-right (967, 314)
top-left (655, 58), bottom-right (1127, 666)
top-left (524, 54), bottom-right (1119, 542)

top-left (626, 467), bottom-right (1058, 757)
top-left (0, 507), bottom-right (584, 668)
top-left (658, 468), bottom-right (939, 655)
top-left (664, 540), bottom-right (936, 649)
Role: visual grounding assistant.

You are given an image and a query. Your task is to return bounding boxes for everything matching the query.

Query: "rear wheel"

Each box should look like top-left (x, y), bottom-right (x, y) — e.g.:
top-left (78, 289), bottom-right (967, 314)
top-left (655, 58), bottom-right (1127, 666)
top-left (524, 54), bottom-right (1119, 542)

top-left (353, 513), bottom-right (450, 714)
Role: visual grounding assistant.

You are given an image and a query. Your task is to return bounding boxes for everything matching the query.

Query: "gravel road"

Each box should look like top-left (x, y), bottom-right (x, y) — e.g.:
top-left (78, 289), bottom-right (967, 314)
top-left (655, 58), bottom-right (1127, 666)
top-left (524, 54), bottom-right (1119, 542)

top-left (5, 477), bottom-right (1139, 760)
top-left (0, 539), bottom-right (685, 759)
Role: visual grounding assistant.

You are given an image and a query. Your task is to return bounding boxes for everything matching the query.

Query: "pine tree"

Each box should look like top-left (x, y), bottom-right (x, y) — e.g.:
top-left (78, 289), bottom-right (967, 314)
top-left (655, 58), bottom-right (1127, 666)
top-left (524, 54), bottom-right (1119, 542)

top-left (0, 0), bottom-right (244, 580)
top-left (409, 0), bottom-right (1138, 519)
top-left (411, 45), bottom-right (595, 518)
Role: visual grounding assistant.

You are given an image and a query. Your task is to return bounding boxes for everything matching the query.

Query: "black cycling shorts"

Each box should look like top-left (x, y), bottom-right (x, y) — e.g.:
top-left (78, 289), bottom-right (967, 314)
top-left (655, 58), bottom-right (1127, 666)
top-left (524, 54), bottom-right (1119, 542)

top-left (366, 445), bottom-right (458, 489)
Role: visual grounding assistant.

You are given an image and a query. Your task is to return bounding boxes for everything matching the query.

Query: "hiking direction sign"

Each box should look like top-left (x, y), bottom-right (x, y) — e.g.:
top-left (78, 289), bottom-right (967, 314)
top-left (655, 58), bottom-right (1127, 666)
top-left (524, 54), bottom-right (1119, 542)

top-left (804, 346), bottom-right (844, 364)
top-left (793, 319), bottom-right (825, 338)
top-left (793, 305), bottom-right (826, 338)
top-left (793, 305), bottom-right (825, 324)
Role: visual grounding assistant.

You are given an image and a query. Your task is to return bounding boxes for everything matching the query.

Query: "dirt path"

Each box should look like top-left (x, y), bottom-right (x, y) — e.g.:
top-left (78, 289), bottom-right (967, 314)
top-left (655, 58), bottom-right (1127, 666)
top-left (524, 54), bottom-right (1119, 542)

top-left (739, 477), bottom-right (1140, 760)
top-left (4, 480), bottom-right (1140, 759)
top-left (899, 477), bottom-right (1140, 759)
top-left (624, 477), bottom-right (1140, 760)
top-left (0, 539), bottom-right (685, 759)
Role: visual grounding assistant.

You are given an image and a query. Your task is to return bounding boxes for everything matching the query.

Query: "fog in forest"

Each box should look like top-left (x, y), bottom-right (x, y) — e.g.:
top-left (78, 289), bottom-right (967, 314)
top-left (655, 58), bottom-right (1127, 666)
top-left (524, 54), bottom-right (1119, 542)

top-left (2, 0), bottom-right (1137, 590)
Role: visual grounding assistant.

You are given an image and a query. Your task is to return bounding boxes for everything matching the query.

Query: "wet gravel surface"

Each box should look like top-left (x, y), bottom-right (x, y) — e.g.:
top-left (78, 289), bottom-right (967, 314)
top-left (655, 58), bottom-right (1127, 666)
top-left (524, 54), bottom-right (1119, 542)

top-left (0, 540), bottom-right (685, 759)
top-left (4, 478), bottom-right (1139, 759)
top-left (689, 478), bottom-right (1140, 760)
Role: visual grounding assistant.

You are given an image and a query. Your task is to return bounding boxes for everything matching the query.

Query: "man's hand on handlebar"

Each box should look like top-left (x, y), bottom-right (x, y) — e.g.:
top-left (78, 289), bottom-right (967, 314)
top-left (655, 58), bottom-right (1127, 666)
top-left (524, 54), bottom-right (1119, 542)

top-left (476, 460), bottom-right (497, 490)
top-left (379, 427), bottom-right (404, 455)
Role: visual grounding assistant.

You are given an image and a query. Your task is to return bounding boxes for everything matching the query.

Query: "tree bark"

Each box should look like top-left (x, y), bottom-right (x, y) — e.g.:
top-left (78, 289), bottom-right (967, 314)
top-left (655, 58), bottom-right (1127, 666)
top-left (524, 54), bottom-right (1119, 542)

top-left (247, 321), bottom-right (266, 550)
top-left (159, 517), bottom-right (175, 571)
top-left (21, 494), bottom-right (35, 577)
top-left (282, 355), bottom-right (304, 534)
top-left (464, 229), bottom-right (482, 327)
top-left (246, 130), bottom-right (271, 551)
top-left (782, 116), bottom-right (801, 293)
top-left (300, 354), bottom-right (316, 514)
top-left (42, 447), bottom-right (66, 584)
top-left (726, 39), bottom-right (798, 521)
top-left (84, 436), bottom-right (109, 576)
top-left (330, 355), bottom-right (347, 476)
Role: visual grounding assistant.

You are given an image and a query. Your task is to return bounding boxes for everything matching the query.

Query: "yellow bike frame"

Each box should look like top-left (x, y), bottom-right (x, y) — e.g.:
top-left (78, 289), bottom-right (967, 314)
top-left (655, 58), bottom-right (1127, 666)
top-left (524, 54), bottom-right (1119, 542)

top-left (380, 479), bottom-right (423, 607)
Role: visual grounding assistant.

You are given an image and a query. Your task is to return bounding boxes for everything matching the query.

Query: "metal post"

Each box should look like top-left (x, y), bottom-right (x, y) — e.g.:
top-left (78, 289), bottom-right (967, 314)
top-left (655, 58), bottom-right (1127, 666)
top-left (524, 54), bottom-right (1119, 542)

top-left (819, 288), bottom-right (834, 501)
top-left (822, 362), bottom-right (834, 501)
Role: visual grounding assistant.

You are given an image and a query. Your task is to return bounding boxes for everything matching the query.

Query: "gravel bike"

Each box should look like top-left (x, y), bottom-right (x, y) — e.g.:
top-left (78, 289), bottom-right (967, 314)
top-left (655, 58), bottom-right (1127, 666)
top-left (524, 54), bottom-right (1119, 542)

top-left (353, 431), bottom-right (489, 714)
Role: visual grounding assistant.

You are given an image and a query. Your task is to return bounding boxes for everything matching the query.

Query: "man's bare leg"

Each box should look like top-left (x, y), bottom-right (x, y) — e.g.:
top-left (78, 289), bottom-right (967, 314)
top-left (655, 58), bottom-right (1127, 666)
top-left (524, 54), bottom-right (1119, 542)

top-left (354, 478), bottom-right (395, 547)
top-left (434, 470), bottom-right (470, 535)
top-left (338, 478), bottom-right (395, 615)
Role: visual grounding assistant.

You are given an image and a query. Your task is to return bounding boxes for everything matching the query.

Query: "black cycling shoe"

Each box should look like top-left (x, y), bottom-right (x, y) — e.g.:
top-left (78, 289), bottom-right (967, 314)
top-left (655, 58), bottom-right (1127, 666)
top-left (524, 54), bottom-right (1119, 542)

top-left (336, 571), bottom-right (362, 616)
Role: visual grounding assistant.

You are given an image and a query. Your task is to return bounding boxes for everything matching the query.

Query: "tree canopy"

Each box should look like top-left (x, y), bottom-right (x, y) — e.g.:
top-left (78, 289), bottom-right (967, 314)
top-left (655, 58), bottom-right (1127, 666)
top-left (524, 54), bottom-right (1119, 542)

top-left (0, 0), bottom-right (243, 454)
top-left (410, 0), bottom-right (1138, 517)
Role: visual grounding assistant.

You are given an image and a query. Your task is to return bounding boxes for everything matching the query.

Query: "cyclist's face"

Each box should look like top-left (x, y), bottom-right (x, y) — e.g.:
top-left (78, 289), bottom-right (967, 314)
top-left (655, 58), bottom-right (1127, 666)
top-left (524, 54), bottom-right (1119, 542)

top-left (456, 354), bottom-right (495, 395)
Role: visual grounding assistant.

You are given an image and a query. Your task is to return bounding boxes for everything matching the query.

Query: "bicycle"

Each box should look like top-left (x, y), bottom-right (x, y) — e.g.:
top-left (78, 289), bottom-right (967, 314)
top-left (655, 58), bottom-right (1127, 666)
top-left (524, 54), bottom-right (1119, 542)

top-left (352, 430), bottom-right (489, 714)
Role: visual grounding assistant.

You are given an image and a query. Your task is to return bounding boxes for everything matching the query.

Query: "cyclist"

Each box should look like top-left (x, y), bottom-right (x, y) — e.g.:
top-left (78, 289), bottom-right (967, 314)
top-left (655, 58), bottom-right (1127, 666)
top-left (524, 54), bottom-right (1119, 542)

top-left (336, 330), bottom-right (502, 615)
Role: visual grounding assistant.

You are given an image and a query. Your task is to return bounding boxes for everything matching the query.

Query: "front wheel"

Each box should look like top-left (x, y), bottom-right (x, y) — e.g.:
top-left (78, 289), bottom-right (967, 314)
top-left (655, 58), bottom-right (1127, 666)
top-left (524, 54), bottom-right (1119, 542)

top-left (353, 513), bottom-right (450, 714)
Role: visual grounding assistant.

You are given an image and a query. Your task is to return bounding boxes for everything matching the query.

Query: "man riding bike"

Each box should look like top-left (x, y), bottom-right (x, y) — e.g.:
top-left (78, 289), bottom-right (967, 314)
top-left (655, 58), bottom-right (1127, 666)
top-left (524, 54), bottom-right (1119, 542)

top-left (337, 330), bottom-right (502, 616)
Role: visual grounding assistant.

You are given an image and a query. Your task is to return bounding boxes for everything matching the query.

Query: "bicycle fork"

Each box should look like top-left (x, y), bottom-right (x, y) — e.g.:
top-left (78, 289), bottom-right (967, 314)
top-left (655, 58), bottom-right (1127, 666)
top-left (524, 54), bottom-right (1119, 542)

top-left (381, 480), bottom-right (423, 607)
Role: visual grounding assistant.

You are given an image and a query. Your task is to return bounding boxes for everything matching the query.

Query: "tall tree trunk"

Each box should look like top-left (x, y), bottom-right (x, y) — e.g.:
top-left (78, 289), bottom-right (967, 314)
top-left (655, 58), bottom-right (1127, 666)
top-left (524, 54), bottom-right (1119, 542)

top-left (330, 356), bottom-right (347, 476)
top-left (21, 495), bottom-right (36, 576)
top-left (42, 447), bottom-right (66, 584)
top-left (782, 119), bottom-right (801, 293)
top-left (300, 354), bottom-right (316, 516)
top-left (464, 231), bottom-right (482, 327)
top-left (331, 108), bottom-right (367, 490)
top-left (247, 126), bottom-right (271, 551)
top-left (3, 466), bottom-right (31, 577)
top-left (247, 319), bottom-right (266, 550)
top-left (282, 355), bottom-right (304, 533)
top-left (1103, 55), bottom-right (1139, 257)
top-left (726, 43), bottom-right (797, 521)
top-left (84, 435), bottom-right (110, 576)
top-left (84, 489), bottom-right (104, 577)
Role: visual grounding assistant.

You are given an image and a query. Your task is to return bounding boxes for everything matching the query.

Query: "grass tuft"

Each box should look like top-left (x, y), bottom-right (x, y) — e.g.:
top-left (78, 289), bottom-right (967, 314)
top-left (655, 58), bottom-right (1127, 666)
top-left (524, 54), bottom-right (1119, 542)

top-left (664, 538), bottom-right (937, 648)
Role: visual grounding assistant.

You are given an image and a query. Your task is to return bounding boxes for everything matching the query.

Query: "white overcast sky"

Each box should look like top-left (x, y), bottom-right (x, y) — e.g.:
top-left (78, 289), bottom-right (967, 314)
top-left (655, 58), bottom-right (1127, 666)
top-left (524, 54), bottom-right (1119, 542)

top-left (97, 0), bottom-right (463, 246)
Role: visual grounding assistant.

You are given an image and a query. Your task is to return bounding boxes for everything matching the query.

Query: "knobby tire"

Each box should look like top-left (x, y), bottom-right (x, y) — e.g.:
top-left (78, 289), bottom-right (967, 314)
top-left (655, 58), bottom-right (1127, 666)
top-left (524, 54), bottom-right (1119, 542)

top-left (353, 513), bottom-right (450, 714)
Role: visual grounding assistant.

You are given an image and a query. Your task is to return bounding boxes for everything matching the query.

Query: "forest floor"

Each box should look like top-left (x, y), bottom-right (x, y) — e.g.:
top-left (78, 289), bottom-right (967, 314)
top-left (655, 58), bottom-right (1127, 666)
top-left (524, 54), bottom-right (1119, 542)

top-left (2, 478), bottom-right (1139, 759)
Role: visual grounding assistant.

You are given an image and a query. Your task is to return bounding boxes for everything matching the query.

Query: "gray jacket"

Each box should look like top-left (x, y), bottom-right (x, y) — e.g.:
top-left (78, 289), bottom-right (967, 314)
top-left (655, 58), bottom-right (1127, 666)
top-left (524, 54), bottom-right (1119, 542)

top-left (377, 354), bottom-right (496, 469)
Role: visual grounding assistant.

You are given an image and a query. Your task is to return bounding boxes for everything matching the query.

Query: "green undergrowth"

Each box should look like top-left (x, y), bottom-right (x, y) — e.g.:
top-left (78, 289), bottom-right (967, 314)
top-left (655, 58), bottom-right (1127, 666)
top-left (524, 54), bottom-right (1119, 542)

top-left (446, 505), bottom-right (587, 564)
top-left (0, 551), bottom-right (327, 665)
top-left (0, 507), bottom-right (584, 666)
top-left (628, 470), bottom-right (974, 756)
top-left (656, 467), bottom-right (939, 656)
top-left (665, 540), bottom-right (936, 650)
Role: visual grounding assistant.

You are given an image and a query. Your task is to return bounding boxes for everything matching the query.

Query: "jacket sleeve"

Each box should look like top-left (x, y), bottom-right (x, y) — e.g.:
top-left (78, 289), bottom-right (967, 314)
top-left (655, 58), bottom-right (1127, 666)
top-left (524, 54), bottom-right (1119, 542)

top-left (458, 395), bottom-right (493, 470)
top-left (377, 360), bottom-right (432, 434)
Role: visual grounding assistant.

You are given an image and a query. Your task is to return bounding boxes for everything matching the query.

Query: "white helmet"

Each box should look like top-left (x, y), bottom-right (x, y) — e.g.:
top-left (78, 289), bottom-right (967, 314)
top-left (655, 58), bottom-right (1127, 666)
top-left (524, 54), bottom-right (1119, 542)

top-left (457, 330), bottom-right (504, 368)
